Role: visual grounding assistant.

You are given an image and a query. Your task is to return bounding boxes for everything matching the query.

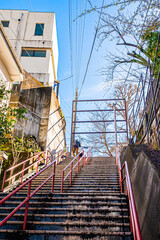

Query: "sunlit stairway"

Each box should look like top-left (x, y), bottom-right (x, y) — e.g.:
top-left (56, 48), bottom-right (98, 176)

top-left (0, 156), bottom-right (133, 240)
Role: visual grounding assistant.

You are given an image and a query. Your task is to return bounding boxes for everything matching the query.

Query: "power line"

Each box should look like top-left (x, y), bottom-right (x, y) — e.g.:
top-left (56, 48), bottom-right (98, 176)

top-left (59, 75), bottom-right (73, 82)
top-left (78, 0), bottom-right (105, 97)
top-left (68, 0), bottom-right (74, 98)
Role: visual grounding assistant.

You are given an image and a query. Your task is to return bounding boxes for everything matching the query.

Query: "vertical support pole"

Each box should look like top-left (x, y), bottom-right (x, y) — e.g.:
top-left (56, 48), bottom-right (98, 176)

top-left (120, 169), bottom-right (123, 193)
top-left (58, 152), bottom-right (59, 164)
top-left (36, 155), bottom-right (39, 174)
top-left (124, 99), bottom-right (129, 143)
top-left (23, 181), bottom-right (31, 230)
top-left (77, 155), bottom-right (79, 173)
top-left (150, 79), bottom-right (160, 148)
top-left (21, 163), bottom-right (25, 184)
top-left (141, 73), bottom-right (149, 144)
top-left (46, 151), bottom-right (48, 166)
top-left (70, 101), bottom-right (74, 157)
top-left (70, 162), bottom-right (73, 186)
top-left (70, 90), bottom-right (78, 156)
top-left (114, 104), bottom-right (118, 165)
top-left (87, 152), bottom-right (89, 165)
top-left (52, 161), bottom-right (56, 193)
top-left (2, 170), bottom-right (7, 192)
top-left (61, 170), bottom-right (64, 193)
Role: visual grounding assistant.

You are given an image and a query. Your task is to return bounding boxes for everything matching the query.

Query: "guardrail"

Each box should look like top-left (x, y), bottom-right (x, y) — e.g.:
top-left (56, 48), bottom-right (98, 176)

top-left (2, 147), bottom-right (68, 192)
top-left (116, 148), bottom-right (142, 240)
top-left (0, 152), bottom-right (57, 230)
top-left (61, 149), bottom-right (91, 193)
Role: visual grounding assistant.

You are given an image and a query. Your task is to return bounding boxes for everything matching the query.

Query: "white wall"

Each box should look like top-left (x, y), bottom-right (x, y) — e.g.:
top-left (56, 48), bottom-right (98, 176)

top-left (0, 10), bottom-right (58, 85)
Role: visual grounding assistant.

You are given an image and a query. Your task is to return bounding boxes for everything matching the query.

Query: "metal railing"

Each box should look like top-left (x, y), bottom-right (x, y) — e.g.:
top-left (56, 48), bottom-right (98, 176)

top-left (129, 33), bottom-right (160, 148)
top-left (61, 149), bottom-right (91, 193)
top-left (116, 148), bottom-right (142, 240)
top-left (2, 147), bottom-right (68, 192)
top-left (0, 152), bottom-right (57, 230)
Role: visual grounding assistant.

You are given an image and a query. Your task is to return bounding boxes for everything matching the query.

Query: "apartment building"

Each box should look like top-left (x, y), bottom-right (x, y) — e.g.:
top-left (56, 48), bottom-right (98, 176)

top-left (0, 10), bottom-right (59, 92)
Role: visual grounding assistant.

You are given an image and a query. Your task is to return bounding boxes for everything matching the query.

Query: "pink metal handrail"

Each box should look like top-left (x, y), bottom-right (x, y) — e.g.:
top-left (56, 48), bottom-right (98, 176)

top-left (0, 154), bottom-right (57, 230)
top-left (61, 149), bottom-right (91, 193)
top-left (2, 147), bottom-right (68, 192)
top-left (55, 147), bottom-right (69, 164)
top-left (116, 151), bottom-right (142, 240)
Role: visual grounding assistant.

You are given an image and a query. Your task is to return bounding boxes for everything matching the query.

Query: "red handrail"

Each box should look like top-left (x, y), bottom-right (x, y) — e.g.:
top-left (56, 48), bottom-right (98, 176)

top-left (2, 147), bottom-right (68, 192)
top-left (0, 154), bottom-right (57, 230)
top-left (61, 149), bottom-right (91, 193)
top-left (116, 149), bottom-right (142, 240)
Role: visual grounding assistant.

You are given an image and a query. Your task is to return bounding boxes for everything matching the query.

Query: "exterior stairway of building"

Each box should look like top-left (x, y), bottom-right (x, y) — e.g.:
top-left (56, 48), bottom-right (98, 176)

top-left (0, 156), bottom-right (133, 240)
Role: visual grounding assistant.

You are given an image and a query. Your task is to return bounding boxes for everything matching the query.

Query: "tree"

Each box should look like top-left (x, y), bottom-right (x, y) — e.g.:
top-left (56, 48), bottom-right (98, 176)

top-left (85, 83), bottom-right (138, 155)
top-left (0, 80), bottom-right (26, 146)
top-left (86, 106), bottom-right (114, 157)
top-left (76, 0), bottom-right (160, 83)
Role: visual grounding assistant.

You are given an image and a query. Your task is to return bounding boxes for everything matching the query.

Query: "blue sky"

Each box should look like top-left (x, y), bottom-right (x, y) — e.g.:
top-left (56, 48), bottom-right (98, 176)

top-left (1, 0), bottom-right (115, 147)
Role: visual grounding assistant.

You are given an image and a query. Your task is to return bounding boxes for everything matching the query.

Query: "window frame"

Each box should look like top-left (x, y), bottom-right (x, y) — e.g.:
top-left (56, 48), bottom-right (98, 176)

top-left (34, 23), bottom-right (44, 36)
top-left (1, 21), bottom-right (10, 27)
top-left (21, 49), bottom-right (46, 58)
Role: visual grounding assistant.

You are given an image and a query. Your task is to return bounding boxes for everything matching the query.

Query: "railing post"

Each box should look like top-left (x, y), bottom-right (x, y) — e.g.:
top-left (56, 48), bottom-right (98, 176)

top-left (23, 181), bottom-right (31, 230)
top-left (52, 161), bottom-right (56, 193)
top-left (70, 162), bottom-right (73, 186)
top-left (124, 99), bottom-right (129, 143)
top-left (1, 170), bottom-right (7, 192)
top-left (77, 155), bottom-right (80, 173)
top-left (36, 155), bottom-right (39, 173)
top-left (120, 168), bottom-right (123, 193)
top-left (61, 170), bottom-right (64, 193)
top-left (46, 151), bottom-right (48, 166)
top-left (21, 163), bottom-right (25, 184)
top-left (87, 152), bottom-right (89, 165)
top-left (114, 104), bottom-right (118, 165)
top-left (58, 152), bottom-right (59, 164)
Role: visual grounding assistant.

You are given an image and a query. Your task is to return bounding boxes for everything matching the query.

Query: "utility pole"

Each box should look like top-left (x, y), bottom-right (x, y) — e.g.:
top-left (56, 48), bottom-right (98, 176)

top-left (70, 90), bottom-right (78, 155)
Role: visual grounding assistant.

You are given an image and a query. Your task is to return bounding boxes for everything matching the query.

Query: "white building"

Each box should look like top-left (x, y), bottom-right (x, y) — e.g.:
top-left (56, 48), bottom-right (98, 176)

top-left (0, 10), bottom-right (59, 91)
top-left (0, 22), bottom-right (23, 92)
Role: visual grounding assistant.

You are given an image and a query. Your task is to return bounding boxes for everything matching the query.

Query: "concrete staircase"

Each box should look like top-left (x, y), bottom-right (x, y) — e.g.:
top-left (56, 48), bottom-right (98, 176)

top-left (0, 156), bottom-right (133, 240)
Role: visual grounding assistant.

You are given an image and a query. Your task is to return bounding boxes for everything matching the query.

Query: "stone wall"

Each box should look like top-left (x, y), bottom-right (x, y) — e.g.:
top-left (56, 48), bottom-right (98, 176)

top-left (11, 85), bottom-right (66, 152)
top-left (120, 144), bottom-right (160, 240)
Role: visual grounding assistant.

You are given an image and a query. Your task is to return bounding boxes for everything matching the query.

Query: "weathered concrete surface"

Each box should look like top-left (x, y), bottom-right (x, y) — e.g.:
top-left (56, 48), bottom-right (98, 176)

top-left (11, 85), bottom-right (65, 152)
top-left (120, 144), bottom-right (160, 240)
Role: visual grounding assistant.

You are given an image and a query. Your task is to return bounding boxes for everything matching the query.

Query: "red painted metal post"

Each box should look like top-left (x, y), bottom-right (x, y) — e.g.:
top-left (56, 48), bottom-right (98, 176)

top-left (2, 170), bottom-right (7, 192)
top-left (21, 163), bottom-right (25, 184)
top-left (46, 151), bottom-right (48, 166)
top-left (58, 152), bottom-right (59, 164)
top-left (120, 168), bottom-right (123, 193)
top-left (70, 162), bottom-right (73, 186)
top-left (23, 181), bottom-right (31, 230)
top-left (61, 170), bottom-right (64, 193)
top-left (77, 155), bottom-right (79, 173)
top-left (114, 105), bottom-right (118, 165)
top-left (36, 155), bottom-right (40, 173)
top-left (52, 161), bottom-right (56, 193)
top-left (124, 99), bottom-right (129, 143)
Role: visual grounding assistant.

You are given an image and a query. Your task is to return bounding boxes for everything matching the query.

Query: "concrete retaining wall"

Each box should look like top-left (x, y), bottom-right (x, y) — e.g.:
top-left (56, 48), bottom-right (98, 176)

top-left (120, 145), bottom-right (160, 240)
top-left (11, 85), bottom-right (66, 152)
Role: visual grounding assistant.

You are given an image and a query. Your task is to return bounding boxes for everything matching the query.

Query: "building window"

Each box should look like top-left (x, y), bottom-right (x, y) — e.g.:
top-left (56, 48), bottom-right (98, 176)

top-left (1, 21), bottom-right (10, 27)
top-left (34, 23), bottom-right (44, 36)
top-left (21, 49), bottom-right (46, 57)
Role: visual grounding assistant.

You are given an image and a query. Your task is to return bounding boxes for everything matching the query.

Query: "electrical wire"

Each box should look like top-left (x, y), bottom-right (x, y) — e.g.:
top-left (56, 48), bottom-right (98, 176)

top-left (78, 0), bottom-right (105, 98)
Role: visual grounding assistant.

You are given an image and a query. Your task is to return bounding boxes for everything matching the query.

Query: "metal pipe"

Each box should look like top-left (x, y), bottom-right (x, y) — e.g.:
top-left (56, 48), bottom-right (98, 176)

top-left (23, 181), bottom-right (31, 230)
